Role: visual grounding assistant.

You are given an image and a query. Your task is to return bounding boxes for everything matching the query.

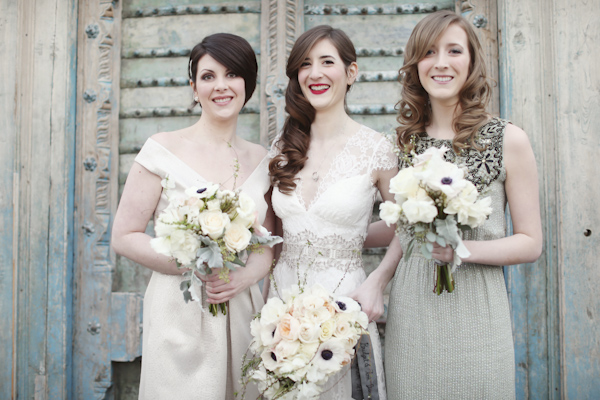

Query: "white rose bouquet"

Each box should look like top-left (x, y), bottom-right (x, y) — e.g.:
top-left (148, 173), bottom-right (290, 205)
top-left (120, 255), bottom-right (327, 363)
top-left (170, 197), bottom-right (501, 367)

top-left (379, 146), bottom-right (492, 294)
top-left (240, 284), bottom-right (368, 399)
top-left (150, 176), bottom-right (282, 315)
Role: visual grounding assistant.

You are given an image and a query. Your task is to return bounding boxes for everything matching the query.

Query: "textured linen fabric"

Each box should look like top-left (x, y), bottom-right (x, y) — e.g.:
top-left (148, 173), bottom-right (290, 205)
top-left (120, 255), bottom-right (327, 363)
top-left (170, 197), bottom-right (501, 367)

top-left (385, 118), bottom-right (516, 400)
top-left (135, 138), bottom-right (270, 400)
top-left (269, 125), bottom-right (397, 400)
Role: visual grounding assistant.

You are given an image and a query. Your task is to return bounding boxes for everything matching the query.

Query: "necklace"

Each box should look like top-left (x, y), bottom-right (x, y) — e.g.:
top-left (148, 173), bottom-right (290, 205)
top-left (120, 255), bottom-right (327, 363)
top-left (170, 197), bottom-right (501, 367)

top-left (311, 117), bottom-right (349, 182)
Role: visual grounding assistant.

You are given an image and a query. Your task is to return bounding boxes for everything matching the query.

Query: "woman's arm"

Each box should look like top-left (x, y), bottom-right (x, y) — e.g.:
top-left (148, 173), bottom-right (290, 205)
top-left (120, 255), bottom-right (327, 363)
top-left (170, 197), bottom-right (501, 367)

top-left (431, 124), bottom-right (543, 265)
top-left (205, 188), bottom-right (278, 304)
top-left (364, 220), bottom-right (396, 248)
top-left (350, 166), bottom-right (403, 322)
top-left (111, 162), bottom-right (183, 275)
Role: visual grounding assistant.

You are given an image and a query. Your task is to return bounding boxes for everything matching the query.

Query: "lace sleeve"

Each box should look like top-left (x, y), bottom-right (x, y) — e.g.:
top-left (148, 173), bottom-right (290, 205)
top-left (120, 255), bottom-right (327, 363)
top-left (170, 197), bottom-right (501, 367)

top-left (267, 131), bottom-right (284, 160)
top-left (370, 133), bottom-right (399, 173)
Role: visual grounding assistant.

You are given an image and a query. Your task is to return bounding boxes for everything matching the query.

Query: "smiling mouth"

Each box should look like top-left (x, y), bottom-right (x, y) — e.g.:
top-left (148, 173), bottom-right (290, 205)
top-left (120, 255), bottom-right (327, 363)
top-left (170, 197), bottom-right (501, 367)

top-left (213, 97), bottom-right (233, 104)
top-left (309, 84), bottom-right (329, 94)
top-left (432, 76), bottom-right (453, 82)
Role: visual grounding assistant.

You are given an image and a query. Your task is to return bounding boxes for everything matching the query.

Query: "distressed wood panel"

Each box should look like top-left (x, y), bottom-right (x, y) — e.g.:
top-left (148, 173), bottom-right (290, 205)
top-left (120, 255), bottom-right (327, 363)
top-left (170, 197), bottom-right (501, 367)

top-left (0, 0), bottom-right (19, 398)
top-left (3, 0), bottom-right (79, 399)
top-left (551, 1), bottom-right (600, 398)
top-left (121, 13), bottom-right (260, 52)
top-left (123, 0), bottom-right (260, 15)
top-left (73, 1), bottom-right (123, 398)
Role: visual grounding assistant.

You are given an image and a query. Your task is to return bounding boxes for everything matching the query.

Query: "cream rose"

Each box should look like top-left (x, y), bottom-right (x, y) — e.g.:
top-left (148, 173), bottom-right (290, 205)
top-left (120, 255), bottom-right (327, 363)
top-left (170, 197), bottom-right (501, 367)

top-left (319, 319), bottom-right (336, 342)
top-left (389, 166), bottom-right (420, 204)
top-left (298, 322), bottom-right (320, 344)
top-left (277, 314), bottom-right (301, 341)
top-left (169, 229), bottom-right (200, 266)
top-left (223, 221), bottom-right (252, 252)
top-left (198, 209), bottom-right (230, 239)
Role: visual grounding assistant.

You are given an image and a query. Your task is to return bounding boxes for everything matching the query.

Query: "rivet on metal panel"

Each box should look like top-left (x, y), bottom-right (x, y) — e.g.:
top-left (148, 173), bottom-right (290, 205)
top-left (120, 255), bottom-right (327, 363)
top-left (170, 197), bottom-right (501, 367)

top-left (83, 157), bottom-right (97, 171)
top-left (87, 322), bottom-right (101, 335)
top-left (361, 7), bottom-right (368, 14)
top-left (377, 7), bottom-right (383, 13)
top-left (584, 229), bottom-right (592, 237)
top-left (324, 6), bottom-right (331, 14)
top-left (341, 6), bottom-right (348, 14)
top-left (85, 24), bottom-right (99, 39)
top-left (83, 90), bottom-right (97, 103)
top-left (473, 14), bottom-right (488, 29)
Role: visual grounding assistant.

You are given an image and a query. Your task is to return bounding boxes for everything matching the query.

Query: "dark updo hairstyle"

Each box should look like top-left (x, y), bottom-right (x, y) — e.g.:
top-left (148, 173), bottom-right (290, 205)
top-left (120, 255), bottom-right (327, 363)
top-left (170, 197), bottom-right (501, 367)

top-left (396, 10), bottom-right (491, 153)
top-left (188, 33), bottom-right (258, 106)
top-left (269, 25), bottom-right (357, 194)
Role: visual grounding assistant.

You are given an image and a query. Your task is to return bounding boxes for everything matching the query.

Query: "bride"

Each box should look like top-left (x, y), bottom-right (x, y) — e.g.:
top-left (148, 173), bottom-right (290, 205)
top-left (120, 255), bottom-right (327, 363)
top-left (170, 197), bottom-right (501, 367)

top-left (267, 25), bottom-right (403, 399)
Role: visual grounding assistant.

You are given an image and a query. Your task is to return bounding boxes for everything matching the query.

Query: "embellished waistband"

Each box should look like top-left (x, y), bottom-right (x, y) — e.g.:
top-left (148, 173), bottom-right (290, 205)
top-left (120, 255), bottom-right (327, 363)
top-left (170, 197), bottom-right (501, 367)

top-left (281, 242), bottom-right (362, 261)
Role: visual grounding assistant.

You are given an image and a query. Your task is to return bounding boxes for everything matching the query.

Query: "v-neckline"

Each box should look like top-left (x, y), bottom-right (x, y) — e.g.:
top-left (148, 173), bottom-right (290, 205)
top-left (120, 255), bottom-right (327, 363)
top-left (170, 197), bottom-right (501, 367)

top-left (148, 138), bottom-right (265, 190)
top-left (295, 125), bottom-right (364, 211)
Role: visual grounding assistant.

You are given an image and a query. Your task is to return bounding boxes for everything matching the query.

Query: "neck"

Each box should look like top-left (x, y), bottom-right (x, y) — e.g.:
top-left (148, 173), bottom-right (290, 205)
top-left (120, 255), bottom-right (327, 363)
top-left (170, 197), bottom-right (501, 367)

top-left (310, 108), bottom-right (349, 142)
top-left (427, 99), bottom-right (460, 139)
top-left (191, 114), bottom-right (239, 145)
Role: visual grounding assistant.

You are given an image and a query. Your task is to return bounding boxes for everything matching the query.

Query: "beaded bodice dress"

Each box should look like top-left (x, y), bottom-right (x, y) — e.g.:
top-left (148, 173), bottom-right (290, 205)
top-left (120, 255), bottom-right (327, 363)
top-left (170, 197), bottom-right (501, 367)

top-left (385, 118), bottom-right (516, 400)
top-left (269, 125), bottom-right (397, 399)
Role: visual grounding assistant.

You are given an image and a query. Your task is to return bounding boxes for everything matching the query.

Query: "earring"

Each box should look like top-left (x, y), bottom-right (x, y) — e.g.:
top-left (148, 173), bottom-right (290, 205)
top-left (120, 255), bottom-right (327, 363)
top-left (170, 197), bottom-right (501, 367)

top-left (194, 95), bottom-right (199, 102)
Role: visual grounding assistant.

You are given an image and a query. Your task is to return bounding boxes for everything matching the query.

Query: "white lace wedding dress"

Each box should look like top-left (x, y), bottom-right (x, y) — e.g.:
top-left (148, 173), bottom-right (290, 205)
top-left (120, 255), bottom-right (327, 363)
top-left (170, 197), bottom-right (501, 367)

top-left (269, 125), bottom-right (396, 399)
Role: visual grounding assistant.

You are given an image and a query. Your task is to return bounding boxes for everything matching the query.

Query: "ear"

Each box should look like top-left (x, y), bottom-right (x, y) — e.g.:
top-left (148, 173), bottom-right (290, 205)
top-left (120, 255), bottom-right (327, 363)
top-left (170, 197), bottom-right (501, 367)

top-left (189, 79), bottom-right (196, 91)
top-left (346, 62), bottom-right (359, 85)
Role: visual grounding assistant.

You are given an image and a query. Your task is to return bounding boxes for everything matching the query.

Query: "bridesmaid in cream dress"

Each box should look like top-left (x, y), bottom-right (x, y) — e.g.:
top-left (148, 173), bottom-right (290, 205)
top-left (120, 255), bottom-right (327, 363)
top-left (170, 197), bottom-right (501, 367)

top-left (111, 33), bottom-right (274, 399)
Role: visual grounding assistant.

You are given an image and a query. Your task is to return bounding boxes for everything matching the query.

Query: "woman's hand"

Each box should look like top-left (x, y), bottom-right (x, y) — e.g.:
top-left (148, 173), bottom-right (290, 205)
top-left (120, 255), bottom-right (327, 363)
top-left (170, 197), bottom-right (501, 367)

top-left (202, 267), bottom-right (260, 304)
top-left (431, 243), bottom-right (454, 265)
top-left (348, 276), bottom-right (386, 323)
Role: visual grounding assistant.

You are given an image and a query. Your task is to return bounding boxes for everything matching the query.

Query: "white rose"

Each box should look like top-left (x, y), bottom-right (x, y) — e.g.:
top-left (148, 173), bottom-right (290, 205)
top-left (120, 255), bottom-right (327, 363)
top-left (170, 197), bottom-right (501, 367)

top-left (298, 322), bottom-right (320, 344)
top-left (237, 191), bottom-right (257, 219)
top-left (413, 145), bottom-right (450, 167)
top-left (379, 201), bottom-right (402, 226)
top-left (223, 221), bottom-right (252, 252)
top-left (158, 205), bottom-right (185, 224)
top-left (275, 338), bottom-right (300, 360)
top-left (402, 189), bottom-right (438, 224)
top-left (444, 181), bottom-right (478, 218)
top-left (169, 229), bottom-right (200, 266)
top-left (333, 313), bottom-right (354, 339)
top-left (306, 306), bottom-right (334, 325)
top-left (149, 236), bottom-right (172, 258)
top-left (464, 196), bottom-right (493, 228)
top-left (389, 167), bottom-right (420, 204)
top-left (198, 210), bottom-right (230, 239)
top-left (260, 297), bottom-right (288, 325)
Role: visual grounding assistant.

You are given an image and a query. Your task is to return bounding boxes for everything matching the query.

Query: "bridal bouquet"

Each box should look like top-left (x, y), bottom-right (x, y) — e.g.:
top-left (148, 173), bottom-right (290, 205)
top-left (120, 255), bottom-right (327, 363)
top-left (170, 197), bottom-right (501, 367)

top-left (379, 146), bottom-right (492, 294)
top-left (150, 177), bottom-right (282, 315)
top-left (240, 284), bottom-right (368, 399)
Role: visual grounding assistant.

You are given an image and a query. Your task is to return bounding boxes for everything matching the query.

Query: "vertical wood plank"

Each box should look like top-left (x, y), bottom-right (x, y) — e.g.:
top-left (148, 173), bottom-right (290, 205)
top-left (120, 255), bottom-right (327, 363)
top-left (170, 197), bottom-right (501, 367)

top-left (498, 0), bottom-right (560, 398)
top-left (0, 0), bottom-right (18, 398)
top-left (74, 0), bottom-right (122, 398)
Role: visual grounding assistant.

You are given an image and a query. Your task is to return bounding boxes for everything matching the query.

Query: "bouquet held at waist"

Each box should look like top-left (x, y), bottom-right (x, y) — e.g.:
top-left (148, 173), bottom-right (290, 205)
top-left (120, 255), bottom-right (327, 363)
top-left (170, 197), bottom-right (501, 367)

top-left (241, 284), bottom-right (369, 399)
top-left (150, 176), bottom-right (282, 315)
top-left (379, 145), bottom-right (492, 294)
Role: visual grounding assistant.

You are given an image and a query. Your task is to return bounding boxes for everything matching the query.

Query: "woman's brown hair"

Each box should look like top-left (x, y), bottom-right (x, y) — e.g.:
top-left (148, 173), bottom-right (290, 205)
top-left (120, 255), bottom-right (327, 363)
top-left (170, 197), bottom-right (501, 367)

top-left (396, 10), bottom-right (491, 153)
top-left (269, 25), bottom-right (357, 194)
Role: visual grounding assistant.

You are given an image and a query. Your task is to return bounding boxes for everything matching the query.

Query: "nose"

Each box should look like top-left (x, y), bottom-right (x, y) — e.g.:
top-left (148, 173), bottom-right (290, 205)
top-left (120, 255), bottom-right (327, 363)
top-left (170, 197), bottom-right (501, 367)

top-left (214, 75), bottom-right (229, 91)
top-left (434, 53), bottom-right (449, 69)
top-left (308, 64), bottom-right (323, 79)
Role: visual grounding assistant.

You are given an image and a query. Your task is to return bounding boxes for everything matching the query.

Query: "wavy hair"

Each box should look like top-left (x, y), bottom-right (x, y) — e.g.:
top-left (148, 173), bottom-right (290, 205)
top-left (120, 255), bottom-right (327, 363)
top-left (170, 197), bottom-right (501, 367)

top-left (269, 25), bottom-right (357, 194)
top-left (396, 10), bottom-right (491, 153)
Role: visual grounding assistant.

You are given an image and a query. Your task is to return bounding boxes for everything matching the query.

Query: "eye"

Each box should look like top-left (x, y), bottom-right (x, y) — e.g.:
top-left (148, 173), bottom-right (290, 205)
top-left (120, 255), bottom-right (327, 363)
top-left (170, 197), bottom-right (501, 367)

top-left (323, 59), bottom-right (335, 65)
top-left (200, 73), bottom-right (214, 81)
top-left (227, 72), bottom-right (238, 78)
top-left (424, 49), bottom-right (434, 56)
top-left (450, 48), bottom-right (463, 55)
top-left (300, 61), bottom-right (311, 68)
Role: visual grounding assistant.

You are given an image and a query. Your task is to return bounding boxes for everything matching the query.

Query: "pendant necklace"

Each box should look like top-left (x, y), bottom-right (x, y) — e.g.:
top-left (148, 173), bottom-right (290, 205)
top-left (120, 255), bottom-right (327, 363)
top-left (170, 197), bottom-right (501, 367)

top-left (311, 117), bottom-right (349, 182)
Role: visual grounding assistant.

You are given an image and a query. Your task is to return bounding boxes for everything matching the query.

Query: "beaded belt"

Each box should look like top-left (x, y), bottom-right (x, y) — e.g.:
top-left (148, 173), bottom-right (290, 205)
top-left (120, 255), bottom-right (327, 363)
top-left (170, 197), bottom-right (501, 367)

top-left (281, 242), bottom-right (362, 261)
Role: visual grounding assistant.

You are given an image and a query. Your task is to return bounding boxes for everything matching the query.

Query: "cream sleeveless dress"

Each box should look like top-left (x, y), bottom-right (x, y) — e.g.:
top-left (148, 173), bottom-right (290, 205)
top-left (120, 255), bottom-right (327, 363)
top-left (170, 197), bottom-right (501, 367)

top-left (135, 138), bottom-right (270, 399)
top-left (269, 125), bottom-right (397, 400)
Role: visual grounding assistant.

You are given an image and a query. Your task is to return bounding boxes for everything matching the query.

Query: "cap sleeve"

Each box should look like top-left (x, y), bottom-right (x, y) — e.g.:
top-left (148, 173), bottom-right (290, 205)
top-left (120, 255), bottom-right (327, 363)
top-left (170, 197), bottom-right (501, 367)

top-left (134, 138), bottom-right (168, 179)
top-left (370, 133), bottom-right (399, 173)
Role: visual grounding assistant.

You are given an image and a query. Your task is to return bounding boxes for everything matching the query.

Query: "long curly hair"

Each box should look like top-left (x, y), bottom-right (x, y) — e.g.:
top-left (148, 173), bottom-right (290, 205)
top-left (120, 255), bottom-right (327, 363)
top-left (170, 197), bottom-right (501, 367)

top-left (396, 10), bottom-right (491, 153)
top-left (268, 25), bottom-right (357, 194)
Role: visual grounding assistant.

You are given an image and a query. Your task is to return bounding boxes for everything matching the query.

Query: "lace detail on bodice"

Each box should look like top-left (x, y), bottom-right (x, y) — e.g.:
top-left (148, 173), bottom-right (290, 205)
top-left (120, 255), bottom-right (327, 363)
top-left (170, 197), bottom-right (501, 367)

top-left (306, 125), bottom-right (397, 209)
top-left (401, 117), bottom-right (507, 192)
top-left (279, 230), bottom-right (364, 274)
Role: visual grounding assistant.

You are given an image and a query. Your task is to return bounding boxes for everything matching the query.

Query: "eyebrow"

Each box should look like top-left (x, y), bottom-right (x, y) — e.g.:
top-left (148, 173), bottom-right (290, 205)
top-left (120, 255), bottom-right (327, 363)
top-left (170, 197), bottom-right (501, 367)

top-left (304, 54), bottom-right (336, 61)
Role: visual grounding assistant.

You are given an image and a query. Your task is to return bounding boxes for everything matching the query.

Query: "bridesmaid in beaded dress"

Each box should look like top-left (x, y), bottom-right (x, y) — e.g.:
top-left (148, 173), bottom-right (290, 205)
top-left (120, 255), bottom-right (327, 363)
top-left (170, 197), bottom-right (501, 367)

top-left (267, 25), bottom-right (403, 399)
top-left (111, 34), bottom-right (274, 399)
top-left (372, 11), bottom-right (543, 399)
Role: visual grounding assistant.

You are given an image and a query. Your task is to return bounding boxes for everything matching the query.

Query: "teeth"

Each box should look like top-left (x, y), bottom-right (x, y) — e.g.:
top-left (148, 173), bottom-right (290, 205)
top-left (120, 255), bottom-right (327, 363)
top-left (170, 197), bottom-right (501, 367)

top-left (433, 76), bottom-right (452, 82)
top-left (214, 97), bottom-right (231, 103)
top-left (311, 85), bottom-right (329, 90)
